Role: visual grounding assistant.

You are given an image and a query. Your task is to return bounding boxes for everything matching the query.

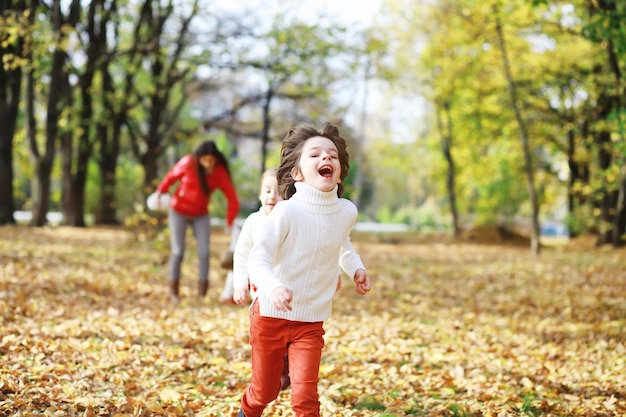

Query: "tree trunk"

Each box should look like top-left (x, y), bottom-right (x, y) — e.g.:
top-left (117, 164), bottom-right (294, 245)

top-left (592, 84), bottom-right (616, 245)
top-left (64, 68), bottom-right (94, 228)
top-left (98, 21), bottom-right (133, 221)
top-left (0, 0), bottom-right (23, 225)
top-left (59, 129), bottom-right (74, 224)
top-left (97, 121), bottom-right (121, 225)
top-left (31, 159), bottom-right (54, 226)
top-left (67, 148), bottom-right (89, 227)
top-left (494, 11), bottom-right (540, 254)
top-left (603, 22), bottom-right (625, 247)
top-left (587, 0), bottom-right (625, 247)
top-left (260, 85), bottom-right (274, 177)
top-left (612, 178), bottom-right (626, 246)
top-left (566, 126), bottom-right (590, 238)
top-left (595, 130), bottom-right (614, 246)
top-left (29, 46), bottom-right (66, 226)
top-left (29, 0), bottom-right (80, 226)
top-left (436, 101), bottom-right (460, 236)
top-left (350, 59), bottom-right (371, 209)
top-left (143, 149), bottom-right (161, 195)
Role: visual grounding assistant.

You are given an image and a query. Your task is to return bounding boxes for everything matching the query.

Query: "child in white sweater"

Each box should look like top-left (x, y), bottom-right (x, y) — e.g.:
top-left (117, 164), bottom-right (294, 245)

top-left (237, 122), bottom-right (371, 417)
top-left (233, 167), bottom-right (353, 391)
top-left (232, 168), bottom-right (291, 391)
top-left (232, 168), bottom-right (282, 305)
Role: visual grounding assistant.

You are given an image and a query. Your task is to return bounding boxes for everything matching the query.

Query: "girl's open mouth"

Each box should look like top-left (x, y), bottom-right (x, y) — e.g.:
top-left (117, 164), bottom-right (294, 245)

top-left (319, 165), bottom-right (333, 178)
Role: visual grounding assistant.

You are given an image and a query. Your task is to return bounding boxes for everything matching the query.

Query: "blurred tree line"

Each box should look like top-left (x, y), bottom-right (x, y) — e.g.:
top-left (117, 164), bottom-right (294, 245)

top-left (0, 0), bottom-right (373, 227)
top-left (377, 0), bottom-right (625, 250)
top-left (0, 0), bottom-right (624, 250)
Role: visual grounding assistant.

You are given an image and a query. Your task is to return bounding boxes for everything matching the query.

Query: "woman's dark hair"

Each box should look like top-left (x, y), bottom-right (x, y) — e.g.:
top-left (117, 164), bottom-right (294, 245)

top-left (277, 122), bottom-right (350, 199)
top-left (193, 140), bottom-right (231, 196)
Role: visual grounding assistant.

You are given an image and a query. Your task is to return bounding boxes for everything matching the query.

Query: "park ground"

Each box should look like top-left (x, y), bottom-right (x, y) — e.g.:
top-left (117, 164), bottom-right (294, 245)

top-left (0, 225), bottom-right (624, 416)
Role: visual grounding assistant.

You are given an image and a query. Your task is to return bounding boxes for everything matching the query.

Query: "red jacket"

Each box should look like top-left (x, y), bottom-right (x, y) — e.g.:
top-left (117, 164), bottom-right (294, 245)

top-left (157, 154), bottom-right (240, 226)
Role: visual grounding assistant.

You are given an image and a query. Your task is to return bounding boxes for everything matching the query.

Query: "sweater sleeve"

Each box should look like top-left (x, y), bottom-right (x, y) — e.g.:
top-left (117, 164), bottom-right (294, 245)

top-left (208, 164), bottom-right (240, 227)
top-left (217, 166), bottom-right (240, 227)
top-left (233, 214), bottom-right (256, 290)
top-left (228, 224), bottom-right (241, 251)
top-left (247, 205), bottom-right (289, 297)
top-left (339, 238), bottom-right (366, 279)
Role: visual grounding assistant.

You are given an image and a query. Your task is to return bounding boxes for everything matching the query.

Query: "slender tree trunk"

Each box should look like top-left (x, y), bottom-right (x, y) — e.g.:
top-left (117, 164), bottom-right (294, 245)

top-left (98, 121), bottom-right (122, 225)
top-left (90, 0), bottom-right (120, 225)
top-left (595, 129), bottom-right (615, 245)
top-left (605, 38), bottom-right (626, 247)
top-left (613, 179), bottom-right (626, 245)
top-left (591, 81), bottom-right (617, 245)
top-left (29, 47), bottom-right (65, 226)
top-left (494, 11), bottom-right (540, 254)
top-left (68, 145), bottom-right (90, 227)
top-left (62, 66), bottom-right (92, 227)
top-left (260, 85), bottom-right (274, 177)
top-left (59, 129), bottom-right (74, 223)
top-left (100, 38), bottom-right (138, 216)
top-left (436, 101), bottom-right (460, 236)
top-left (566, 126), bottom-right (590, 238)
top-left (350, 58), bottom-right (371, 209)
top-left (65, 67), bottom-right (95, 228)
top-left (143, 150), bottom-right (160, 194)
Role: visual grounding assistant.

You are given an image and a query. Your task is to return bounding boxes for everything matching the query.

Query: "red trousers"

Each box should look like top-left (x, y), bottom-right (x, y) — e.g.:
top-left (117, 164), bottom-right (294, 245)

top-left (241, 301), bottom-right (325, 417)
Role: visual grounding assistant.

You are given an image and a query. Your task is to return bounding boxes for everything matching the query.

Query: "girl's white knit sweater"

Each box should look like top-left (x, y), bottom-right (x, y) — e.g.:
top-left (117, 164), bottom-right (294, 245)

top-left (248, 182), bottom-right (365, 322)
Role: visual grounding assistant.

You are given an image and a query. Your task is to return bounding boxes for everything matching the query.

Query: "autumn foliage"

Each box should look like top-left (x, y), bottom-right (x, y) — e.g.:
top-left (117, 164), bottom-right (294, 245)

top-left (0, 226), bottom-right (624, 416)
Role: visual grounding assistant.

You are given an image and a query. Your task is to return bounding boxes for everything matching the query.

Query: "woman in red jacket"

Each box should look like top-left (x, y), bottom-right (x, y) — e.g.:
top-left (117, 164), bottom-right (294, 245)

top-left (155, 140), bottom-right (240, 303)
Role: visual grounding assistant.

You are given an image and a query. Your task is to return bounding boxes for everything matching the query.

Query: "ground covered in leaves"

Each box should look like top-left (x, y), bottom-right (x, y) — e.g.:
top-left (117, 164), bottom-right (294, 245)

top-left (0, 225), bottom-right (624, 416)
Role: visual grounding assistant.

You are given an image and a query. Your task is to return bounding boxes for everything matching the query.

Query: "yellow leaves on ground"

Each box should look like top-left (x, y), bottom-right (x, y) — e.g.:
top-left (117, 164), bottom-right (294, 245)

top-left (1, 226), bottom-right (625, 416)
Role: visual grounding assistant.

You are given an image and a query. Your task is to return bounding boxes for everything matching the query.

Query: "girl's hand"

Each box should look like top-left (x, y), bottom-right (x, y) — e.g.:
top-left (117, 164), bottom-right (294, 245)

top-left (270, 287), bottom-right (293, 311)
top-left (233, 287), bottom-right (250, 305)
top-left (353, 269), bottom-right (371, 295)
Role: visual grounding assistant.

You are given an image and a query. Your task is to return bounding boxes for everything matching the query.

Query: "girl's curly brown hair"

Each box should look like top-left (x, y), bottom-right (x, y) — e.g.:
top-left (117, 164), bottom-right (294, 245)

top-left (277, 122), bottom-right (350, 200)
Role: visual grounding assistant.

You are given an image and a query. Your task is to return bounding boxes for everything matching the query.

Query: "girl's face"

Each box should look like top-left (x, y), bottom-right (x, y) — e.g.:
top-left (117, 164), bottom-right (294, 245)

top-left (291, 136), bottom-right (341, 192)
top-left (198, 155), bottom-right (217, 171)
top-left (258, 174), bottom-right (282, 214)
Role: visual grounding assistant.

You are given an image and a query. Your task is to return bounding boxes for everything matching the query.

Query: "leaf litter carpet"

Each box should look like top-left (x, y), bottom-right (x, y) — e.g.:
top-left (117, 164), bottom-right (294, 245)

top-left (0, 226), bottom-right (624, 416)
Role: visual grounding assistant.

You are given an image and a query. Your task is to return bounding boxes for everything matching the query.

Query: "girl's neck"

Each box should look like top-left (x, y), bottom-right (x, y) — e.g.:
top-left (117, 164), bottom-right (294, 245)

top-left (294, 182), bottom-right (338, 202)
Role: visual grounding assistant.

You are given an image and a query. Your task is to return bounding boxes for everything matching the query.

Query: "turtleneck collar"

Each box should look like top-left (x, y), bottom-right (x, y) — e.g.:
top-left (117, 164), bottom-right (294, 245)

top-left (292, 182), bottom-right (340, 212)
